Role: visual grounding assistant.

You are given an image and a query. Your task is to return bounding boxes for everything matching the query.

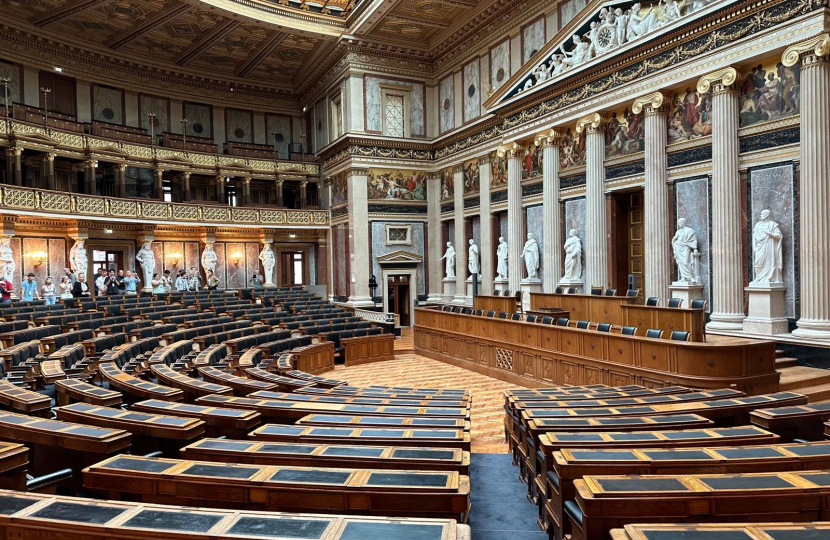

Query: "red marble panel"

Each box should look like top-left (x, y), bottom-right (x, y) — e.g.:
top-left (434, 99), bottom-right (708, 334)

top-left (150, 242), bottom-right (163, 281)
top-left (8, 237), bottom-right (21, 292)
top-left (225, 242), bottom-right (246, 289)
top-left (162, 241), bottom-right (185, 277)
top-left (214, 242), bottom-right (226, 288)
top-left (22, 238), bottom-right (49, 287)
top-left (184, 242), bottom-right (199, 276)
top-left (246, 242), bottom-right (259, 283)
top-left (48, 239), bottom-right (67, 282)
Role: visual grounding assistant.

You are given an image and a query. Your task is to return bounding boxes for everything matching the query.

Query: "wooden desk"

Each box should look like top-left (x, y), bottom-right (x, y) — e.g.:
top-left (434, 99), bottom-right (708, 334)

top-left (99, 362), bottom-right (183, 403)
top-left (197, 366), bottom-right (278, 395)
top-left (621, 304), bottom-right (706, 342)
top-left (474, 295), bottom-right (517, 314)
top-left (295, 386), bottom-right (469, 399)
top-left (249, 390), bottom-right (470, 409)
top-left (131, 399), bottom-right (261, 439)
top-left (342, 333), bottom-right (395, 367)
top-left (529, 293), bottom-right (636, 323)
top-left (611, 523), bottom-right (830, 540)
top-left (250, 424), bottom-right (472, 451)
top-left (296, 414), bottom-right (470, 430)
top-left (245, 367), bottom-right (315, 391)
top-left (151, 364), bottom-right (233, 401)
top-left (285, 368), bottom-right (343, 388)
top-left (55, 378), bottom-right (122, 407)
top-left (286, 342), bottom-right (336, 374)
top-left (750, 402), bottom-right (830, 442)
top-left (0, 441), bottom-right (28, 490)
top-left (0, 379), bottom-right (52, 416)
top-left (414, 308), bottom-right (779, 393)
top-left (526, 308), bottom-right (570, 319)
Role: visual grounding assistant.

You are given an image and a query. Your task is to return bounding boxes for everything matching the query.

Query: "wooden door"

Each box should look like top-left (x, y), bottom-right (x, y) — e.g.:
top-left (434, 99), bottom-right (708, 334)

top-left (628, 191), bottom-right (644, 302)
top-left (387, 275), bottom-right (411, 326)
top-left (279, 251), bottom-right (306, 286)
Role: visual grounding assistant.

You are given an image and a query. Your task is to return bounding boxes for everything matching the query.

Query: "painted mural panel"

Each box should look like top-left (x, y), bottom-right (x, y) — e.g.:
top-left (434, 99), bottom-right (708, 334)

top-left (440, 168), bottom-right (454, 200)
top-left (463, 58), bottom-right (480, 123)
top-left (439, 75), bottom-right (454, 134)
top-left (226, 109), bottom-right (253, 143)
top-left (92, 85), bottom-right (123, 125)
top-left (739, 62), bottom-right (800, 128)
top-left (522, 17), bottom-right (546, 63)
top-left (366, 169), bottom-right (427, 201)
top-left (139, 94), bottom-right (170, 134)
top-left (491, 152), bottom-right (508, 187)
top-left (559, 127), bottom-right (585, 169)
top-left (266, 114), bottom-right (293, 158)
top-left (675, 177), bottom-right (711, 307)
top-left (667, 87), bottom-right (713, 143)
top-left (523, 142), bottom-right (543, 179)
top-left (490, 39), bottom-right (510, 92)
top-left (364, 76), bottom-right (426, 137)
top-left (183, 102), bottom-right (212, 138)
top-left (605, 108), bottom-right (644, 157)
top-left (331, 172), bottom-right (348, 206)
top-left (0, 61), bottom-right (20, 106)
top-left (462, 159), bottom-right (480, 194)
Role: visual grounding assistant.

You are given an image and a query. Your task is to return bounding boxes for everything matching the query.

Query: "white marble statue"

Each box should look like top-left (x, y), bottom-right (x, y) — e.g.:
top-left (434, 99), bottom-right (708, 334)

top-left (522, 233), bottom-right (540, 280)
top-left (69, 239), bottom-right (88, 277)
top-left (440, 242), bottom-right (456, 279)
top-left (259, 243), bottom-right (276, 286)
top-left (0, 236), bottom-right (14, 283)
top-left (750, 209), bottom-right (783, 284)
top-left (563, 229), bottom-right (583, 280)
top-left (468, 239), bottom-right (480, 276)
top-left (135, 242), bottom-right (155, 290)
top-left (201, 242), bottom-right (217, 275)
top-left (672, 218), bottom-right (699, 283)
top-left (560, 36), bottom-right (590, 67)
top-left (496, 237), bottom-right (509, 280)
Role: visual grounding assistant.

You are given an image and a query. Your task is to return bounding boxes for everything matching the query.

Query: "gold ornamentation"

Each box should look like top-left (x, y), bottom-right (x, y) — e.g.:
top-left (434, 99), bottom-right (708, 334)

top-left (4, 188), bottom-right (36, 209)
top-left (40, 192), bottom-right (71, 212)
top-left (696, 67), bottom-right (739, 94)
top-left (631, 91), bottom-right (669, 115)
top-left (534, 129), bottom-right (562, 148)
top-left (576, 113), bottom-right (606, 134)
top-left (76, 196), bottom-right (106, 215)
top-left (203, 207), bottom-right (230, 222)
top-left (231, 208), bottom-right (257, 223)
top-left (782, 33), bottom-right (830, 66)
top-left (496, 142), bottom-right (521, 158)
top-left (142, 202), bottom-right (169, 219)
top-left (172, 205), bottom-right (199, 221)
top-left (495, 348), bottom-right (513, 371)
top-left (109, 200), bottom-right (138, 217)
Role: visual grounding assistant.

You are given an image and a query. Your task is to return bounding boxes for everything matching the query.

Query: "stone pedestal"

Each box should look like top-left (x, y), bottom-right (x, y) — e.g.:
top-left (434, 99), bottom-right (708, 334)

top-left (442, 278), bottom-right (456, 302)
top-left (558, 278), bottom-right (583, 294)
top-left (465, 276), bottom-right (481, 299)
top-left (520, 278), bottom-right (543, 310)
top-left (494, 277), bottom-right (509, 293)
top-left (743, 284), bottom-right (788, 335)
top-left (669, 282), bottom-right (704, 307)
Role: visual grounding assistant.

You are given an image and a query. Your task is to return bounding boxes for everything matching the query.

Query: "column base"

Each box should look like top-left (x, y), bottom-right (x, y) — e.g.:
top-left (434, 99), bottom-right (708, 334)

top-left (426, 293), bottom-right (444, 303)
top-left (263, 282), bottom-right (276, 290)
top-left (346, 296), bottom-right (375, 308)
top-left (743, 284), bottom-right (788, 335)
top-left (669, 283), bottom-right (704, 307)
top-left (493, 277), bottom-right (509, 293)
top-left (465, 276), bottom-right (481, 298)
top-left (706, 312), bottom-right (746, 331)
top-left (442, 278), bottom-right (456, 303)
top-left (452, 295), bottom-right (471, 306)
top-left (792, 319), bottom-right (830, 340)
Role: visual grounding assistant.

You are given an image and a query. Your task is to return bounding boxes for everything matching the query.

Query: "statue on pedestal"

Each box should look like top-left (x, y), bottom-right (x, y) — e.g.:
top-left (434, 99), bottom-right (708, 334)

top-left (750, 209), bottom-right (783, 284)
top-left (259, 243), bottom-right (276, 286)
top-left (135, 242), bottom-right (155, 290)
top-left (672, 218), bottom-right (699, 284)
top-left (467, 240), bottom-right (479, 276)
top-left (201, 242), bottom-right (217, 275)
top-left (440, 242), bottom-right (456, 279)
top-left (522, 233), bottom-right (540, 279)
top-left (0, 236), bottom-right (15, 283)
top-left (69, 239), bottom-right (88, 277)
top-left (496, 237), bottom-right (509, 280)
top-left (563, 229), bottom-right (583, 280)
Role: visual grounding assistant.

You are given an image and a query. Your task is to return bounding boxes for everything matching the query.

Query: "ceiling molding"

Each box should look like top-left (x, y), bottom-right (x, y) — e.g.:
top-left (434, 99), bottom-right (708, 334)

top-left (235, 31), bottom-right (289, 78)
top-left (174, 19), bottom-right (242, 66)
top-left (31, 0), bottom-right (110, 26)
top-left (106, 1), bottom-right (192, 50)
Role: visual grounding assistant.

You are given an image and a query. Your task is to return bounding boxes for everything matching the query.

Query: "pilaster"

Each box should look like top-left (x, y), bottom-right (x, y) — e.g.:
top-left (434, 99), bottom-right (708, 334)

top-left (478, 155), bottom-right (494, 295)
top-left (427, 174), bottom-right (443, 301)
top-left (577, 113), bottom-right (608, 290)
top-left (537, 129), bottom-right (561, 292)
top-left (346, 169), bottom-right (373, 307)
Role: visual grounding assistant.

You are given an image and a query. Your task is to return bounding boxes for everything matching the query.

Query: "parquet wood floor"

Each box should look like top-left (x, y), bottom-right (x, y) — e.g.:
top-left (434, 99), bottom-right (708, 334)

top-left (334, 352), bottom-right (523, 453)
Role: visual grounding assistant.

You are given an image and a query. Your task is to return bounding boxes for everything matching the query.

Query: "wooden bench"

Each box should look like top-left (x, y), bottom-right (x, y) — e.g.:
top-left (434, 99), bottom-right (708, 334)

top-left (54, 402), bottom-right (204, 457)
top-left (0, 441), bottom-right (28, 490)
top-left (750, 402), bottom-right (830, 442)
top-left (151, 364), bottom-right (233, 401)
top-left (180, 437), bottom-right (470, 473)
top-left (98, 362), bottom-right (184, 403)
top-left (610, 522), bottom-right (830, 540)
top-left (546, 439), bottom-right (830, 539)
top-left (0, 489), bottom-right (472, 539)
top-left (295, 386), bottom-right (469, 399)
top-left (197, 366), bottom-right (278, 395)
top-left (37, 359), bottom-right (66, 384)
top-left (341, 333), bottom-right (395, 366)
top-left (296, 414), bottom-right (471, 430)
top-left (249, 390), bottom-right (471, 409)
top-left (131, 399), bottom-right (261, 439)
top-left (0, 379), bottom-right (52, 416)
top-left (250, 424), bottom-right (472, 451)
top-left (283, 342), bottom-right (336, 375)
top-left (55, 378), bottom-right (122, 407)
top-left (245, 366), bottom-right (315, 391)
top-left (505, 385), bottom-right (692, 404)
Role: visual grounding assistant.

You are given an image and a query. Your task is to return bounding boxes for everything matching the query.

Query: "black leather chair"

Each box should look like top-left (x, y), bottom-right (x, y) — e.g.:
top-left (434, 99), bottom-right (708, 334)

top-left (646, 297), bottom-right (660, 306)
top-left (555, 287), bottom-right (564, 294)
top-left (502, 290), bottom-right (512, 297)
top-left (494, 290), bottom-right (501, 295)
top-left (526, 315), bottom-right (538, 323)
top-left (690, 299), bottom-right (707, 310)
top-left (497, 312), bottom-right (508, 319)
top-left (646, 328), bottom-right (664, 339)
top-left (670, 330), bottom-right (691, 341)
top-left (541, 316), bottom-right (553, 325)
top-left (567, 287), bottom-right (578, 294)
top-left (667, 298), bottom-right (683, 308)
top-left (462, 308), bottom-right (473, 315)
top-left (590, 286), bottom-right (602, 296)
top-left (621, 326), bottom-right (637, 335)
top-left (626, 289), bottom-right (639, 298)
top-left (604, 289), bottom-right (616, 296)
top-left (596, 323), bottom-right (612, 332)
top-left (576, 320), bottom-right (590, 329)
top-left (485, 310), bottom-right (496, 318)
top-left (441, 305), bottom-right (453, 312)
top-left (475, 309), bottom-right (485, 316)
top-left (510, 313), bottom-right (522, 321)
top-left (553, 318), bottom-right (568, 327)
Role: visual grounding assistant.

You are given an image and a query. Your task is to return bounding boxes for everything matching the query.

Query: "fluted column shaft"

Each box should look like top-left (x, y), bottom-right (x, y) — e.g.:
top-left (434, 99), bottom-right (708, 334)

top-left (479, 157), bottom-right (494, 295)
top-left (707, 82), bottom-right (745, 330)
top-left (426, 174), bottom-right (443, 301)
top-left (585, 128), bottom-right (608, 289)
top-left (794, 53), bottom-right (830, 338)
top-left (453, 168), bottom-right (467, 303)
top-left (643, 107), bottom-right (671, 299)
top-left (347, 170), bottom-right (372, 306)
top-left (542, 140), bottom-right (561, 291)
top-left (507, 153), bottom-right (523, 293)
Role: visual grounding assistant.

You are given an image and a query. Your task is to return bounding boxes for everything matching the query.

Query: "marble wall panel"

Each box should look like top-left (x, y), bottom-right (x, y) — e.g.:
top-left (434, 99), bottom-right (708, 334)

top-left (749, 164), bottom-right (796, 317)
top-left (499, 212), bottom-right (508, 240)
top-left (526, 204), bottom-right (545, 283)
top-left (0, 61), bottom-right (20, 106)
top-left (150, 242), bottom-right (163, 282)
top-left (22, 238), bottom-right (48, 287)
top-left (313, 99), bottom-right (327, 151)
top-left (522, 17), bottom-right (546, 63)
top-left (309, 244), bottom-right (318, 285)
top-left (48, 239), bottom-right (67, 284)
top-left (559, 0), bottom-right (586, 27)
top-left (225, 243), bottom-right (246, 289)
top-left (439, 75), bottom-right (454, 134)
top-left (161, 241), bottom-right (185, 277)
top-left (447, 221), bottom-right (455, 250)
top-left (472, 217), bottom-right (481, 251)
top-left (410, 85), bottom-right (425, 137)
top-left (364, 76), bottom-right (426, 137)
top-left (226, 109), bottom-right (253, 143)
top-left (463, 58), bottom-right (480, 123)
top-left (214, 243), bottom-right (227, 289)
top-left (334, 224), bottom-right (347, 297)
top-left (490, 39), bottom-right (510, 92)
top-left (93, 85), bottom-right (124, 125)
top-left (183, 102), bottom-right (212, 139)
top-left (675, 177), bottom-right (711, 307)
top-left (139, 95), bottom-right (170, 133)
top-left (246, 243), bottom-right (260, 286)
top-left (266, 114), bottom-right (293, 157)
top-left (371, 222), bottom-right (426, 296)
top-left (184, 242), bottom-right (199, 276)
top-left (564, 198), bottom-right (586, 280)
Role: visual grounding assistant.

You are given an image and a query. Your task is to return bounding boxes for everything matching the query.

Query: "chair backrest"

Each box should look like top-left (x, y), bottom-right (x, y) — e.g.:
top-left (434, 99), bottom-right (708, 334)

top-left (646, 328), bottom-right (664, 339)
top-left (462, 308), bottom-right (473, 315)
top-left (626, 289), bottom-right (640, 298)
top-left (590, 286), bottom-right (602, 296)
top-left (555, 286), bottom-right (564, 294)
top-left (475, 309), bottom-right (485, 316)
top-left (596, 323), bottom-right (612, 332)
top-left (690, 299), bottom-right (707, 310)
top-left (667, 298), bottom-right (683, 308)
top-left (510, 313), bottom-right (522, 321)
top-left (502, 290), bottom-right (512, 297)
top-left (441, 305), bottom-right (452, 312)
top-left (555, 317), bottom-right (570, 327)
top-left (621, 326), bottom-right (637, 336)
top-left (646, 297), bottom-right (660, 306)
top-left (486, 310), bottom-right (496, 318)
top-left (452, 306), bottom-right (464, 313)
top-left (576, 320), bottom-right (590, 329)
top-left (526, 315), bottom-right (538, 323)
top-left (494, 290), bottom-right (501, 295)
top-left (604, 288), bottom-right (617, 296)
top-left (541, 316), bottom-right (553, 325)
top-left (567, 287), bottom-right (578, 294)
top-left (497, 311), bottom-right (508, 319)
top-left (670, 330), bottom-right (691, 341)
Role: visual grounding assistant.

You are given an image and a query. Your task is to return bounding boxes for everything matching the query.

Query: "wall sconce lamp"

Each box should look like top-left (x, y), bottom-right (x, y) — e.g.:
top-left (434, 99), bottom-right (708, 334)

top-left (231, 252), bottom-right (243, 265)
top-left (168, 253), bottom-right (182, 266)
top-left (27, 251), bottom-right (47, 268)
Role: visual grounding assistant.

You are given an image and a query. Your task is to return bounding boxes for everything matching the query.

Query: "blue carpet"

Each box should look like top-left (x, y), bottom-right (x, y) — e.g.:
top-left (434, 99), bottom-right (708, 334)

top-left (469, 453), bottom-right (548, 540)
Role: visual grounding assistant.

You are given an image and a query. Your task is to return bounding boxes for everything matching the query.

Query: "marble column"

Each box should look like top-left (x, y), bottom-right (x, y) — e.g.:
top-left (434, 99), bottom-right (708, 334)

top-left (426, 173), bottom-right (443, 301)
top-left (42, 152), bottom-right (55, 191)
top-left (633, 92), bottom-right (671, 300)
top-left (578, 113), bottom-right (608, 290)
top-left (242, 176), bottom-right (251, 206)
top-left (478, 156), bottom-right (494, 295)
top-left (346, 169), bottom-right (373, 307)
top-left (506, 144), bottom-right (523, 294)
top-left (155, 169), bottom-right (164, 201)
top-left (5, 148), bottom-right (21, 186)
top-left (452, 165), bottom-right (468, 303)
top-left (114, 163), bottom-right (127, 198)
top-left (538, 130), bottom-right (562, 291)
top-left (181, 172), bottom-right (191, 201)
top-left (787, 36), bottom-right (830, 338)
top-left (215, 175), bottom-right (225, 204)
top-left (275, 179), bottom-right (284, 207)
top-left (299, 180), bottom-right (308, 209)
top-left (699, 68), bottom-right (745, 330)
top-left (83, 159), bottom-right (96, 195)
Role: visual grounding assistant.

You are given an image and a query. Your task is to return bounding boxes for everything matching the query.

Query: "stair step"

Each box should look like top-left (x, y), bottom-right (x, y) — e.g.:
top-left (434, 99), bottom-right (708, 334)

top-left (775, 357), bottom-right (798, 369)
top-left (775, 349), bottom-right (786, 359)
top-left (789, 383), bottom-right (830, 403)
top-left (778, 366), bottom-right (830, 391)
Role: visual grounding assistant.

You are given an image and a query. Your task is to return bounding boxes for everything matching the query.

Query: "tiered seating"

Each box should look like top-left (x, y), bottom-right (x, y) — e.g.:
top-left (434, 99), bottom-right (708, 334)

top-left (131, 399), bottom-right (261, 439)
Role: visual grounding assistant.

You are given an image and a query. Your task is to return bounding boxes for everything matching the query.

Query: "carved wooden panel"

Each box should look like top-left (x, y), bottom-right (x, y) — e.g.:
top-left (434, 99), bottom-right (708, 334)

top-left (608, 370), bottom-right (631, 387)
top-left (583, 366), bottom-right (601, 386)
top-left (583, 336), bottom-right (604, 360)
top-left (541, 357), bottom-right (555, 383)
top-left (561, 361), bottom-right (578, 385)
top-left (560, 333), bottom-right (581, 356)
top-left (640, 341), bottom-right (671, 372)
top-left (607, 337), bottom-right (634, 365)
top-left (495, 348), bottom-right (514, 371)
top-left (539, 327), bottom-right (559, 352)
top-left (479, 345), bottom-right (490, 366)
top-left (521, 352), bottom-right (535, 377)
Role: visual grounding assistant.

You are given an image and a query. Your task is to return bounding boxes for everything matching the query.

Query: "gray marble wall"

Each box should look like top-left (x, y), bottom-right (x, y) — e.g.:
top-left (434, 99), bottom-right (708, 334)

top-left (490, 40), bottom-right (510, 92)
top-left (184, 102), bottom-right (212, 139)
top-left (0, 61), bottom-right (20, 104)
top-left (364, 76), bottom-right (426, 137)
top-left (370, 221), bottom-right (426, 297)
top-left (447, 221), bottom-right (455, 249)
top-left (675, 177), bottom-right (711, 307)
top-left (499, 212), bottom-right (508, 240)
top-left (463, 59), bottom-right (480, 123)
top-left (522, 17), bottom-right (546, 63)
top-left (226, 109), bottom-right (253, 143)
top-left (749, 163), bottom-right (796, 317)
top-left (439, 76), bottom-right (454, 134)
top-left (93, 85), bottom-right (124, 125)
top-left (564, 197), bottom-right (586, 280)
top-left (334, 224), bottom-right (347, 297)
top-left (526, 204), bottom-right (544, 282)
top-left (472, 217), bottom-right (481, 250)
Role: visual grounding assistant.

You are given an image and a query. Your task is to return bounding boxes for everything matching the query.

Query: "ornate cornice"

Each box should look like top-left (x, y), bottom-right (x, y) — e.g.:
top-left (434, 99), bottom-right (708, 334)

top-left (631, 92), bottom-right (670, 115)
top-left (782, 32), bottom-right (830, 65)
top-left (697, 66), bottom-right (740, 94)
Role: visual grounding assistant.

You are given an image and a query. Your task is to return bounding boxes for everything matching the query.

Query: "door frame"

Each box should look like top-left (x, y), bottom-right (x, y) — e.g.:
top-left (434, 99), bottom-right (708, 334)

top-left (381, 268), bottom-right (417, 327)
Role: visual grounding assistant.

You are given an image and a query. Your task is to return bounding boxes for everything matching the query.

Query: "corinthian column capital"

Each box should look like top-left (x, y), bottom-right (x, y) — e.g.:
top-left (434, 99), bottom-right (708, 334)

top-left (697, 67), bottom-right (740, 95)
